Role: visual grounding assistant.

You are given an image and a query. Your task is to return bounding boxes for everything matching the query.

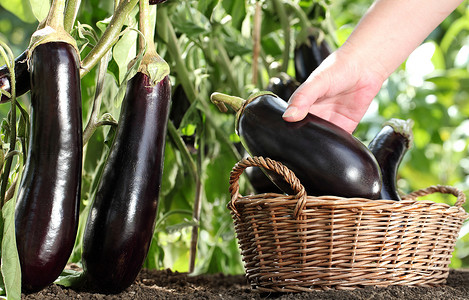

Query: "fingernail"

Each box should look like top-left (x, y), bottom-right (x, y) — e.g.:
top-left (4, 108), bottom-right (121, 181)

top-left (282, 106), bottom-right (298, 119)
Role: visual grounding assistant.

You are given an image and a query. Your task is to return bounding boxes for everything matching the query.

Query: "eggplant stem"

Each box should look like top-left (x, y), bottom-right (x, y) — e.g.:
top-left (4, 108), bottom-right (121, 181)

top-left (210, 92), bottom-right (245, 112)
top-left (80, 0), bottom-right (139, 77)
top-left (64, 0), bottom-right (82, 33)
top-left (45, 0), bottom-right (66, 29)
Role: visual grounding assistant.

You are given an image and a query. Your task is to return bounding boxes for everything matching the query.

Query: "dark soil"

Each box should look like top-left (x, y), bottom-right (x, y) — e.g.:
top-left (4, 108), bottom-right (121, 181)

top-left (21, 268), bottom-right (469, 299)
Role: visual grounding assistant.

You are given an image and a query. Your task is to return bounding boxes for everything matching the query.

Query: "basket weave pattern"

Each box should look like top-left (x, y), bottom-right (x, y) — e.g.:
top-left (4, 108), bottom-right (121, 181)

top-left (229, 156), bottom-right (469, 292)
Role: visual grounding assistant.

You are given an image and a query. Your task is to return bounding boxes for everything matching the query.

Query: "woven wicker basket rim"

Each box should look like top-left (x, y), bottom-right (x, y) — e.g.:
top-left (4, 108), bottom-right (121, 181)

top-left (229, 156), bottom-right (468, 220)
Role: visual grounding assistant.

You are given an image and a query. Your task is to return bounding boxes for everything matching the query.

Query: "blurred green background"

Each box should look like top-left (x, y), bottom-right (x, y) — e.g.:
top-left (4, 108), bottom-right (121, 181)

top-left (0, 0), bottom-right (468, 277)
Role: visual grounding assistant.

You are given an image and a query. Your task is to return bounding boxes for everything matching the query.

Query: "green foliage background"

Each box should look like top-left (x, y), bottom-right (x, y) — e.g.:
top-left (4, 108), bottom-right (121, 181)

top-left (0, 1), bottom-right (468, 294)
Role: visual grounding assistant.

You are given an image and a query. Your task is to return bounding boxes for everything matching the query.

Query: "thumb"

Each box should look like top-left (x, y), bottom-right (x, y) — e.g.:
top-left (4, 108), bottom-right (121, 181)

top-left (282, 73), bottom-right (329, 122)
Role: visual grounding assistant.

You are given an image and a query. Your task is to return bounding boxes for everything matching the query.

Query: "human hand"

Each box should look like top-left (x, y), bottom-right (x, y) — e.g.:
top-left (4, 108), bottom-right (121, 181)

top-left (282, 47), bottom-right (386, 134)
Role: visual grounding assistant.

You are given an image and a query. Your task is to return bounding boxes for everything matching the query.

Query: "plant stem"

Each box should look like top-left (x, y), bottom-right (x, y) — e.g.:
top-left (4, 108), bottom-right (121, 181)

top-left (83, 50), bottom-right (112, 145)
top-left (284, 1), bottom-right (311, 30)
top-left (214, 39), bottom-right (242, 96)
top-left (139, 0), bottom-right (157, 55)
top-left (80, 0), bottom-right (139, 76)
top-left (45, 0), bottom-right (66, 29)
top-left (159, 7), bottom-right (241, 160)
top-left (0, 43), bottom-right (17, 207)
top-left (272, 0), bottom-right (290, 73)
top-left (167, 121), bottom-right (197, 179)
top-left (189, 137), bottom-right (204, 273)
top-left (252, 1), bottom-right (262, 87)
top-left (64, 0), bottom-right (82, 33)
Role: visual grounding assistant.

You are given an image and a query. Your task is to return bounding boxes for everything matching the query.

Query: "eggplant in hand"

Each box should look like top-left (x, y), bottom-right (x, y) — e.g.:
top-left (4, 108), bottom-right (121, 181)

top-left (368, 119), bottom-right (413, 201)
top-left (211, 92), bottom-right (382, 199)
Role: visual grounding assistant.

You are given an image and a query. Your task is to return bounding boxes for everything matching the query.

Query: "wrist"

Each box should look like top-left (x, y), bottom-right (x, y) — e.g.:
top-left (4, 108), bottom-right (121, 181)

top-left (335, 41), bottom-right (389, 85)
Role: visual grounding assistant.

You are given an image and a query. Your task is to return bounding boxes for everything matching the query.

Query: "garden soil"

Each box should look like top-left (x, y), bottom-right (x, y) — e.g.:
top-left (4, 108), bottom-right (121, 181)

top-left (22, 268), bottom-right (469, 300)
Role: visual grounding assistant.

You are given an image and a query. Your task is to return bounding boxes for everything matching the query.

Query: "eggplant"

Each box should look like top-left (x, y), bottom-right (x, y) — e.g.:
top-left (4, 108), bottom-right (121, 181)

top-left (265, 72), bottom-right (300, 101)
top-left (211, 92), bottom-right (382, 198)
top-left (82, 71), bottom-right (171, 293)
top-left (294, 35), bottom-right (331, 83)
top-left (243, 73), bottom-right (300, 193)
top-left (368, 119), bottom-right (413, 201)
top-left (169, 84), bottom-right (191, 128)
top-left (15, 42), bottom-right (82, 292)
top-left (0, 50), bottom-right (31, 103)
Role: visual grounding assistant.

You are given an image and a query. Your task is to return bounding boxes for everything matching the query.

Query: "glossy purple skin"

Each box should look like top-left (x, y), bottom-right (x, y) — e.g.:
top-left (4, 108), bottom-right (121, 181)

top-left (15, 42), bottom-right (82, 292)
top-left (238, 94), bottom-right (382, 198)
top-left (82, 72), bottom-right (171, 293)
top-left (368, 125), bottom-right (411, 201)
top-left (0, 50), bottom-right (31, 103)
top-left (294, 35), bottom-right (331, 83)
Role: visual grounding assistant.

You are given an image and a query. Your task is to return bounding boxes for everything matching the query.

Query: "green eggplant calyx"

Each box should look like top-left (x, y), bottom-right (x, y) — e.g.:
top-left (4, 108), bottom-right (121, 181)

top-left (211, 91), bottom-right (280, 133)
top-left (383, 118), bottom-right (414, 148)
top-left (210, 92), bottom-right (246, 113)
top-left (28, 26), bottom-right (79, 59)
top-left (245, 91), bottom-right (277, 104)
top-left (138, 52), bottom-right (170, 86)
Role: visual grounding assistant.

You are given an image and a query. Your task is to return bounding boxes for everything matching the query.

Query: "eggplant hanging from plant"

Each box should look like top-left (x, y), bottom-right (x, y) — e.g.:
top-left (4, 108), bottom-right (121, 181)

top-left (368, 119), bottom-right (414, 201)
top-left (294, 34), bottom-right (331, 83)
top-left (211, 92), bottom-right (382, 199)
top-left (15, 1), bottom-right (83, 292)
top-left (265, 72), bottom-right (300, 101)
top-left (81, 0), bottom-right (171, 293)
top-left (0, 50), bottom-right (31, 103)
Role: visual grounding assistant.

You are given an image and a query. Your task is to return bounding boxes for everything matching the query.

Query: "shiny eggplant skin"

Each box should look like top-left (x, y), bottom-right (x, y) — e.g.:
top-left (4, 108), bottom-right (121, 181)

top-left (294, 35), bottom-right (331, 83)
top-left (238, 94), bottom-right (382, 198)
top-left (368, 119), bottom-right (413, 201)
top-left (169, 84), bottom-right (190, 128)
top-left (0, 50), bottom-right (31, 103)
top-left (82, 72), bottom-right (171, 293)
top-left (15, 42), bottom-right (82, 292)
top-left (245, 74), bottom-right (300, 193)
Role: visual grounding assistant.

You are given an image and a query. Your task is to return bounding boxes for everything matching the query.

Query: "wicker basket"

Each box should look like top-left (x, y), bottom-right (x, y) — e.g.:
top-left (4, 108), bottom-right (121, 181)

top-left (228, 156), bottom-right (469, 292)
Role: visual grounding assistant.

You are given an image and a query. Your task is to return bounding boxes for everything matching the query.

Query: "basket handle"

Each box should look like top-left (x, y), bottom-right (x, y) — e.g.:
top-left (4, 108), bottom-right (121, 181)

top-left (402, 185), bottom-right (466, 207)
top-left (229, 156), bottom-right (307, 219)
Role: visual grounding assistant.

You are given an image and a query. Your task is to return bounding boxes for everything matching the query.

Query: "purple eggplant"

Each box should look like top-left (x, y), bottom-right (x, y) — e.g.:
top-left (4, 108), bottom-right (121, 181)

top-left (82, 71), bottom-right (171, 293)
top-left (368, 119), bottom-right (413, 201)
top-left (266, 72), bottom-right (300, 101)
top-left (294, 35), bottom-right (331, 83)
top-left (211, 92), bottom-right (382, 198)
top-left (15, 42), bottom-right (82, 292)
top-left (0, 50), bottom-right (31, 103)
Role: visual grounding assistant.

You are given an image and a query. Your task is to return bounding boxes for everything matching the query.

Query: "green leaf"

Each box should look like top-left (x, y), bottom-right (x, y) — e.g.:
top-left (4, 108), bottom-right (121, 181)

top-left (54, 268), bottom-right (84, 288)
top-left (221, 0), bottom-right (246, 30)
top-left (173, 5), bottom-right (211, 37)
top-left (112, 29), bottom-right (138, 84)
top-left (198, 0), bottom-right (219, 18)
top-left (1, 199), bottom-right (21, 300)
top-left (0, 0), bottom-right (35, 23)
top-left (29, 0), bottom-right (50, 22)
